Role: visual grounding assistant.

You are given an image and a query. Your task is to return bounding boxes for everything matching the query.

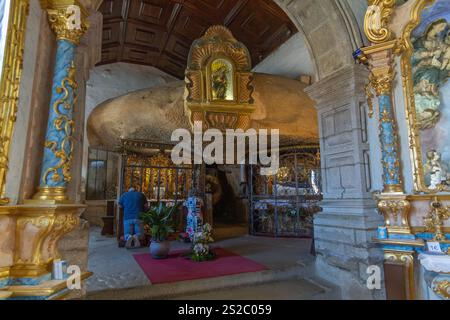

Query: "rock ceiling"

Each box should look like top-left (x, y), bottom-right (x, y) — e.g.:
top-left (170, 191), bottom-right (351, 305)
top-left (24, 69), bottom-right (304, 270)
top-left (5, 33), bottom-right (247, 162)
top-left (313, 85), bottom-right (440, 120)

top-left (98, 0), bottom-right (297, 78)
top-left (87, 74), bottom-right (319, 149)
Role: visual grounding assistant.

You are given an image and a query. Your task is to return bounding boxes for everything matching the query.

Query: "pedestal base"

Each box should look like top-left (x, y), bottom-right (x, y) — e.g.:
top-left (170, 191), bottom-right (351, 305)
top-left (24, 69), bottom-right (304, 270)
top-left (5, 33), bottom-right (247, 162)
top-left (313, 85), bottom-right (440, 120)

top-left (3, 272), bottom-right (92, 300)
top-left (0, 203), bottom-right (88, 298)
top-left (313, 199), bottom-right (386, 300)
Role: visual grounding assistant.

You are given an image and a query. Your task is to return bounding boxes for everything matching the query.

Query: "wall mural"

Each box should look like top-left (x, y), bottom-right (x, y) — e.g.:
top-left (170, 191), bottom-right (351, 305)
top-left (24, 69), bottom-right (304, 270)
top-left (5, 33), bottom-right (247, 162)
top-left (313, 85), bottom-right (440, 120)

top-left (405, 0), bottom-right (450, 192)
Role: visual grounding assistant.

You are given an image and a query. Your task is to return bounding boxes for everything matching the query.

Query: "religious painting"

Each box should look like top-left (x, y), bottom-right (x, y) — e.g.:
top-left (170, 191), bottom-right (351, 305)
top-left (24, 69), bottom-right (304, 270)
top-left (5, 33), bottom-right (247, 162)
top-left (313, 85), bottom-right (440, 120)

top-left (403, 0), bottom-right (450, 192)
top-left (210, 58), bottom-right (234, 101)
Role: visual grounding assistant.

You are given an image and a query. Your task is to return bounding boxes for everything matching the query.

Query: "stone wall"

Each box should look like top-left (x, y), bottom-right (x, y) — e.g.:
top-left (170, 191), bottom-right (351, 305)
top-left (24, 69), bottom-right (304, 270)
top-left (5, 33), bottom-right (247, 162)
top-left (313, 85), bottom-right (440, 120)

top-left (252, 33), bottom-right (315, 80)
top-left (274, 0), bottom-right (363, 79)
top-left (83, 200), bottom-right (107, 227)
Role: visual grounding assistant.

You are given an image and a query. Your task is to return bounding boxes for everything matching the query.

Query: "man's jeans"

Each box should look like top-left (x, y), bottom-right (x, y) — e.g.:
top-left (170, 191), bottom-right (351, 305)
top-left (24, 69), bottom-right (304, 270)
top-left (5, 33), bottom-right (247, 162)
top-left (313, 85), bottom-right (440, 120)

top-left (124, 219), bottom-right (143, 241)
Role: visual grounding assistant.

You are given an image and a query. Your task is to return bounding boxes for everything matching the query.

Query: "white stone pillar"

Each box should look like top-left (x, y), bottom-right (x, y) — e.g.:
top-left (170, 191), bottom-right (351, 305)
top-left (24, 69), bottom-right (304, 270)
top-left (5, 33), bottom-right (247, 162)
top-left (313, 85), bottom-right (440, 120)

top-left (305, 64), bottom-right (385, 300)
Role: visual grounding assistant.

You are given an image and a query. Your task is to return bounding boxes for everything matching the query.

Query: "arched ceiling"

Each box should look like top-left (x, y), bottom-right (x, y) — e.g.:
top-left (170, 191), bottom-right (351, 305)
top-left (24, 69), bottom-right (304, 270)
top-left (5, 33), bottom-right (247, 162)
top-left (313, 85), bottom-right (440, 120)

top-left (98, 0), bottom-right (298, 78)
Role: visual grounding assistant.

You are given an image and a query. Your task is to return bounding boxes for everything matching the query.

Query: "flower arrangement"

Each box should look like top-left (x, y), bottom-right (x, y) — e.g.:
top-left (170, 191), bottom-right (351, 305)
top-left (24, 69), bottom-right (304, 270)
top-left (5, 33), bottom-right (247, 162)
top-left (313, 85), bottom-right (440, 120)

top-left (190, 223), bottom-right (215, 262)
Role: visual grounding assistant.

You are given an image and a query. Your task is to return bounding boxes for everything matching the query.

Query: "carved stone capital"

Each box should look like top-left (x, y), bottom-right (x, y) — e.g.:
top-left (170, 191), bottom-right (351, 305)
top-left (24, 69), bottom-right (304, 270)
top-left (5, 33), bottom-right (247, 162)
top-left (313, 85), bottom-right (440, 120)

top-left (47, 5), bottom-right (88, 44)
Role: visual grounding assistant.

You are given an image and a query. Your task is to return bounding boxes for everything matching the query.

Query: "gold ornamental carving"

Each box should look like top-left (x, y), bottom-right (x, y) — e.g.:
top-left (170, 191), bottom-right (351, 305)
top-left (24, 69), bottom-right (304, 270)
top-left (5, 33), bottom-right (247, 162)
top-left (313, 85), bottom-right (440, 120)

top-left (9, 204), bottom-right (84, 278)
top-left (42, 62), bottom-right (77, 186)
top-left (364, 0), bottom-right (396, 44)
top-left (423, 197), bottom-right (450, 242)
top-left (369, 66), bottom-right (396, 96)
top-left (185, 25), bottom-right (255, 131)
top-left (362, 41), bottom-right (398, 97)
top-left (377, 194), bottom-right (412, 234)
top-left (0, 0), bottom-right (29, 205)
top-left (46, 4), bottom-right (88, 44)
top-left (433, 280), bottom-right (450, 300)
top-left (384, 250), bottom-right (415, 299)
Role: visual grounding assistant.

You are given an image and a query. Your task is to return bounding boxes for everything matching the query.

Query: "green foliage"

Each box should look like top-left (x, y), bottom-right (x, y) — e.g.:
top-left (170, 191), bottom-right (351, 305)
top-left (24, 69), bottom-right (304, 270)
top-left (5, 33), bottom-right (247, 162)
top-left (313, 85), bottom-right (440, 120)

top-left (191, 251), bottom-right (215, 262)
top-left (139, 203), bottom-right (178, 242)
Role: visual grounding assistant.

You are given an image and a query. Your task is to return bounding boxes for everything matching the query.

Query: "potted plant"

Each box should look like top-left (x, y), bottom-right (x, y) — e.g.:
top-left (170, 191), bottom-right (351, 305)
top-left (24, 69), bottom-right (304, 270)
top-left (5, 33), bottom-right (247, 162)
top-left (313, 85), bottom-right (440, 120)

top-left (140, 203), bottom-right (178, 259)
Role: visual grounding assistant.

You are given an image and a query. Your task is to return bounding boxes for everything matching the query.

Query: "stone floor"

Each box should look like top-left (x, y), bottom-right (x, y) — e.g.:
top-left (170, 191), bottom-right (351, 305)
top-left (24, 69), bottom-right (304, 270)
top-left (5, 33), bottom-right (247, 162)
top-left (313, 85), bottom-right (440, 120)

top-left (173, 278), bottom-right (336, 300)
top-left (86, 227), bottom-right (337, 299)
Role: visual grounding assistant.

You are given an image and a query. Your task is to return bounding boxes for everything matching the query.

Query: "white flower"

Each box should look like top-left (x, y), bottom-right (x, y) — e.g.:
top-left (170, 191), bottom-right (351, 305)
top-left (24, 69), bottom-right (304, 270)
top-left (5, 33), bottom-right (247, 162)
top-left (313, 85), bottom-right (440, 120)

top-left (193, 243), bottom-right (204, 254)
top-left (193, 232), bottom-right (204, 242)
top-left (203, 224), bottom-right (212, 233)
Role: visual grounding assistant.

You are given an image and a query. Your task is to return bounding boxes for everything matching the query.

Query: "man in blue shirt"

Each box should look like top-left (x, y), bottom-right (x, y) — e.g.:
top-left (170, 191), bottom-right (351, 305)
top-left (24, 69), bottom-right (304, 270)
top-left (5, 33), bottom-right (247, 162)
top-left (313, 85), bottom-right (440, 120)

top-left (118, 187), bottom-right (147, 248)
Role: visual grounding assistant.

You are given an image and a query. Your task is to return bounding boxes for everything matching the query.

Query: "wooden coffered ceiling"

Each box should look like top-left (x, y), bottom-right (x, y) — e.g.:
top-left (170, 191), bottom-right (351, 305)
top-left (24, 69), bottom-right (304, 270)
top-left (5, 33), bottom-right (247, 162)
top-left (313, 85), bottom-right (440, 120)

top-left (98, 0), bottom-right (298, 78)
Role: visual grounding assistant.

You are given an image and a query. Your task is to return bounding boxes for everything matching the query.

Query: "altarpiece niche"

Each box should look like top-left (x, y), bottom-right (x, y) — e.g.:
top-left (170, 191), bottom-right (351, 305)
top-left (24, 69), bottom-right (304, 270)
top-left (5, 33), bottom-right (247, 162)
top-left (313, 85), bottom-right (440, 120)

top-left (185, 25), bottom-right (255, 131)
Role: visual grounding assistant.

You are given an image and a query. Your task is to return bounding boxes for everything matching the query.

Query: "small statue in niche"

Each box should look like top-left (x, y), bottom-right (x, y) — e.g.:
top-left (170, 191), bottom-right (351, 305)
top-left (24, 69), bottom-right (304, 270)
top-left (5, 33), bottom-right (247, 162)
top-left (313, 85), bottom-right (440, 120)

top-left (211, 59), bottom-right (232, 101)
top-left (424, 150), bottom-right (449, 189)
top-left (212, 66), bottom-right (228, 100)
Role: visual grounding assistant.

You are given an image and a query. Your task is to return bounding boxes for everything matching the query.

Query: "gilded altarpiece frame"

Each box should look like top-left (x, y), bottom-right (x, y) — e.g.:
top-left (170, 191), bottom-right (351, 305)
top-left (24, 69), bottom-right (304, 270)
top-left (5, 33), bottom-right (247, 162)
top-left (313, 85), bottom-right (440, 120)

top-left (0, 0), bottom-right (29, 204)
top-left (402, 0), bottom-right (450, 194)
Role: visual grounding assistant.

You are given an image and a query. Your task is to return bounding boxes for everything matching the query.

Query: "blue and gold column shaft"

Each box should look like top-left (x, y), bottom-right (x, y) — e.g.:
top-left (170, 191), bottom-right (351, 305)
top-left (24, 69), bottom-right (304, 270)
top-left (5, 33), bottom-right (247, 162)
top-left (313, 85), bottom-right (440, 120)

top-left (33, 7), bottom-right (88, 202)
top-left (378, 93), bottom-right (402, 192)
top-left (39, 40), bottom-right (76, 191)
top-left (362, 42), bottom-right (413, 234)
top-left (362, 41), bottom-right (404, 193)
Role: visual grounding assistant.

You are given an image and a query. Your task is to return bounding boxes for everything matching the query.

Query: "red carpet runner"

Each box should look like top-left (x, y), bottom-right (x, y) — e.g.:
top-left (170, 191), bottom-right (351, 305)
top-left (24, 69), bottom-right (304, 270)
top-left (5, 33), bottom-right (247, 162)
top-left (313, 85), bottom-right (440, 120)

top-left (133, 247), bottom-right (268, 284)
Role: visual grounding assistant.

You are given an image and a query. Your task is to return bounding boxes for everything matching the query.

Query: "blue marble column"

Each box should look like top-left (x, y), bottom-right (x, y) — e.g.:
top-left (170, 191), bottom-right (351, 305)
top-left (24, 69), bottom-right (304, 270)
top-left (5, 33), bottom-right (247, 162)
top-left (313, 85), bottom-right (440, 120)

top-left (39, 39), bottom-right (77, 191)
top-left (378, 94), bottom-right (402, 192)
top-left (32, 7), bottom-right (87, 202)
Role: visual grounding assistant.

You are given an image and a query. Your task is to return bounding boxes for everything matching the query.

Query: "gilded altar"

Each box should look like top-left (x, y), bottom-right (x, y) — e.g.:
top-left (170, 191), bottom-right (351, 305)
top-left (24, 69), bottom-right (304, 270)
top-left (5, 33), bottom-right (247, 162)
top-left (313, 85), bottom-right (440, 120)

top-left (121, 139), bottom-right (193, 202)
